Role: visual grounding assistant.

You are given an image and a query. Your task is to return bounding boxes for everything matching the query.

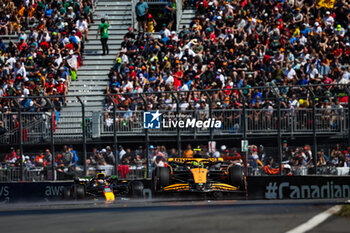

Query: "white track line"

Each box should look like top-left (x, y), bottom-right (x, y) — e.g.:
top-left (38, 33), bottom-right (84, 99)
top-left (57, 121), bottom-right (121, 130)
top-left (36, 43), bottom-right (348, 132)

top-left (286, 205), bottom-right (342, 233)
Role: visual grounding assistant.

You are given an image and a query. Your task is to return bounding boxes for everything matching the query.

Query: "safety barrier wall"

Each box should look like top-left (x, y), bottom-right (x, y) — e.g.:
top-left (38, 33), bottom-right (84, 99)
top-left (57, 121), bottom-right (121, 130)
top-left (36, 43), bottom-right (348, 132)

top-left (247, 176), bottom-right (350, 200)
top-left (0, 181), bottom-right (73, 203)
top-left (1, 176), bottom-right (350, 202)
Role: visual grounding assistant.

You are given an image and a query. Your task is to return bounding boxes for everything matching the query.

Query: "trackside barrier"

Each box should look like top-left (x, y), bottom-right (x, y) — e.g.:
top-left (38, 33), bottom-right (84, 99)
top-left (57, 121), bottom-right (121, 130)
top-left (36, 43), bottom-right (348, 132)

top-left (0, 182), bottom-right (73, 203)
top-left (247, 176), bottom-right (350, 200)
top-left (0, 167), bottom-right (49, 182)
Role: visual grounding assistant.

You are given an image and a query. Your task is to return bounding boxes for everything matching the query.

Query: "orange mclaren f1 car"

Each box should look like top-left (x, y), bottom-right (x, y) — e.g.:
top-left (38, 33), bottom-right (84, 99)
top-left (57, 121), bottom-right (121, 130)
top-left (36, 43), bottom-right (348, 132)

top-left (151, 157), bottom-right (245, 198)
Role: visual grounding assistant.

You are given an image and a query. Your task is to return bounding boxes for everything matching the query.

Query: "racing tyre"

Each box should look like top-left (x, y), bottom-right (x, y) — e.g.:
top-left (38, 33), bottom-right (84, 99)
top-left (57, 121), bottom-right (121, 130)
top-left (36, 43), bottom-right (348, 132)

top-left (62, 186), bottom-right (71, 200)
top-left (130, 181), bottom-right (144, 198)
top-left (228, 166), bottom-right (245, 190)
top-left (152, 167), bottom-right (170, 192)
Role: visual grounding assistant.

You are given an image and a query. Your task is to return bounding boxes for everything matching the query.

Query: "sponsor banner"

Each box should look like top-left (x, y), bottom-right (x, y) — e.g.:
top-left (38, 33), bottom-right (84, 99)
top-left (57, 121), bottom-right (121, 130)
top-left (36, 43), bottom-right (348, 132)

top-left (0, 182), bottom-right (73, 203)
top-left (247, 176), bottom-right (350, 200)
top-left (143, 111), bottom-right (222, 129)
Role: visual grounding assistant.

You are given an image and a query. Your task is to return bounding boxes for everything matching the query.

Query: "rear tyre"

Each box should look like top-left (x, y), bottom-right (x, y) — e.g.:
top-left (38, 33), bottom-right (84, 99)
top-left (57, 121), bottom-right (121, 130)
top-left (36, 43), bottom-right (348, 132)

top-left (152, 167), bottom-right (170, 192)
top-left (130, 181), bottom-right (144, 198)
top-left (62, 186), bottom-right (71, 200)
top-left (228, 166), bottom-right (245, 190)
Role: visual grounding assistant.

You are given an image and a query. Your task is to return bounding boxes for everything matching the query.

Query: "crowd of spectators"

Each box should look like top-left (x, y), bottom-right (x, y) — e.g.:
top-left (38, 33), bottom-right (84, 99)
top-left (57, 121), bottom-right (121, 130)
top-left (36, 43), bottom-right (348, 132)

top-left (105, 0), bottom-right (350, 127)
top-left (1, 141), bottom-right (349, 179)
top-left (0, 0), bottom-right (94, 118)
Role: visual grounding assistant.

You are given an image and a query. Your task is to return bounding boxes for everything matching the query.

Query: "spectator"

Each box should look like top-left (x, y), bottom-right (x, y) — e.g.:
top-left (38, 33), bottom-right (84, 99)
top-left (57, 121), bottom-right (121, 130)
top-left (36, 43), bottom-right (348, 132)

top-left (182, 144), bottom-right (193, 158)
top-left (282, 140), bottom-right (291, 162)
top-left (62, 145), bottom-right (73, 167)
top-left (168, 148), bottom-right (178, 158)
top-left (105, 146), bottom-right (115, 165)
top-left (121, 148), bottom-right (136, 165)
top-left (258, 145), bottom-right (266, 163)
top-left (118, 145), bottom-right (126, 161)
top-left (96, 17), bottom-right (110, 55)
top-left (135, 0), bottom-right (149, 33)
top-left (4, 147), bottom-right (16, 164)
top-left (146, 14), bottom-right (156, 33)
top-left (44, 149), bottom-right (53, 164)
top-left (0, 120), bottom-right (7, 135)
top-left (164, 0), bottom-right (176, 30)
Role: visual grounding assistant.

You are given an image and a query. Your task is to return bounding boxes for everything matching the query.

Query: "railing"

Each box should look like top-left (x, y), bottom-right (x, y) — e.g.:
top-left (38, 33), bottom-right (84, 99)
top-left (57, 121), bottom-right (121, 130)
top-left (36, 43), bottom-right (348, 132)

top-left (247, 166), bottom-right (350, 176)
top-left (0, 167), bottom-right (48, 182)
top-left (0, 112), bottom-right (51, 144)
top-left (98, 108), bottom-right (349, 137)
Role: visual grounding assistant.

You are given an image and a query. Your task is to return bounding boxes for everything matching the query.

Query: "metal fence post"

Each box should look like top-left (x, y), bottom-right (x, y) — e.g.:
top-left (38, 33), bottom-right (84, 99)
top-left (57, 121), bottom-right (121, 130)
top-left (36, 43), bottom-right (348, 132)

top-left (345, 87), bottom-right (350, 147)
top-left (204, 91), bottom-right (213, 143)
top-left (171, 93), bottom-right (181, 155)
top-left (272, 88), bottom-right (282, 175)
top-left (108, 95), bottom-right (118, 176)
top-left (45, 97), bottom-right (56, 180)
top-left (277, 97), bottom-right (282, 175)
top-left (308, 87), bottom-right (317, 173)
top-left (239, 92), bottom-right (247, 139)
top-left (18, 109), bottom-right (24, 181)
top-left (140, 94), bottom-right (149, 178)
top-left (12, 99), bottom-right (23, 181)
top-left (77, 97), bottom-right (87, 176)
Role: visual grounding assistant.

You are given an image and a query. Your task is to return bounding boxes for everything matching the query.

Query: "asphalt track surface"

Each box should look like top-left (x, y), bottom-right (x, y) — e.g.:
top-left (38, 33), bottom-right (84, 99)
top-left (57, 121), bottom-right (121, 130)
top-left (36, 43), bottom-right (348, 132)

top-left (1, 199), bottom-right (350, 233)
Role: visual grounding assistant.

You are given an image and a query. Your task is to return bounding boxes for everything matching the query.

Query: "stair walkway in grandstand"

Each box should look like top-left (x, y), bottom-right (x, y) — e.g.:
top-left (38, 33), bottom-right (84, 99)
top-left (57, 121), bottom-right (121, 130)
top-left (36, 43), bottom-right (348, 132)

top-left (54, 0), bottom-right (132, 138)
top-left (179, 7), bottom-right (196, 31)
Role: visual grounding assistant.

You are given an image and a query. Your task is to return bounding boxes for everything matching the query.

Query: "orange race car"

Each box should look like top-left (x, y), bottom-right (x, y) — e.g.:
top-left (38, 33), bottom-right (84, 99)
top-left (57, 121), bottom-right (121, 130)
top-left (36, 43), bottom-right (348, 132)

top-left (151, 157), bottom-right (245, 198)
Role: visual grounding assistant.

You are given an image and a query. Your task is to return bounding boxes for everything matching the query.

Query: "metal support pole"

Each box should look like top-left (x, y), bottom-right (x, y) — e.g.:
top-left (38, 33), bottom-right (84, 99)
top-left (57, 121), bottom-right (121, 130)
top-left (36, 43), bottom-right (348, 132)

top-left (77, 97), bottom-right (87, 176)
top-left (345, 87), bottom-right (350, 147)
top-left (108, 95), bottom-right (118, 176)
top-left (239, 92), bottom-right (247, 139)
top-left (140, 94), bottom-right (149, 178)
top-left (18, 109), bottom-right (24, 181)
top-left (271, 88), bottom-right (282, 175)
top-left (171, 93), bottom-right (181, 155)
top-left (204, 91), bottom-right (213, 143)
top-left (277, 97), bottom-right (282, 175)
top-left (45, 97), bottom-right (55, 180)
top-left (308, 87), bottom-right (317, 173)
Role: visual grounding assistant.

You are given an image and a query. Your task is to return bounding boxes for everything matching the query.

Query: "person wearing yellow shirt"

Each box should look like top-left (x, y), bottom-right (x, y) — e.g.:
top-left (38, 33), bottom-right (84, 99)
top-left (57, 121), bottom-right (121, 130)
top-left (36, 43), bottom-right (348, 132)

top-left (27, 4), bottom-right (36, 19)
top-left (146, 14), bottom-right (156, 33)
top-left (18, 5), bottom-right (25, 17)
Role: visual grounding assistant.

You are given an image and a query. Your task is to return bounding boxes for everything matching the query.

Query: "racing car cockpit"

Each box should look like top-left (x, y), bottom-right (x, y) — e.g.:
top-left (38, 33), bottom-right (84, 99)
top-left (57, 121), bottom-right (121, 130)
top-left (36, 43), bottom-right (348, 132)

top-left (95, 173), bottom-right (109, 186)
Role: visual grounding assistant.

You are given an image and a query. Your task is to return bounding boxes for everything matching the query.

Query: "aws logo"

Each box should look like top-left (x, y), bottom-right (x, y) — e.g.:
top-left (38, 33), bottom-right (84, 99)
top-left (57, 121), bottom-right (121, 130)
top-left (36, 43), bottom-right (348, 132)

top-left (45, 186), bottom-right (65, 197)
top-left (0, 186), bottom-right (9, 197)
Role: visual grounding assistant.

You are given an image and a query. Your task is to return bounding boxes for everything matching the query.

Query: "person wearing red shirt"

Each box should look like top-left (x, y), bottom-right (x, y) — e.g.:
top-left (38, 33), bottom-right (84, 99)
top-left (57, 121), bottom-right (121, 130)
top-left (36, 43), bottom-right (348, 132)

top-left (4, 147), bottom-right (16, 163)
top-left (333, 42), bottom-right (343, 59)
top-left (173, 66), bottom-right (183, 90)
top-left (65, 42), bottom-right (74, 51)
top-left (56, 78), bottom-right (67, 104)
top-left (17, 37), bottom-right (28, 51)
top-left (39, 40), bottom-right (49, 49)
